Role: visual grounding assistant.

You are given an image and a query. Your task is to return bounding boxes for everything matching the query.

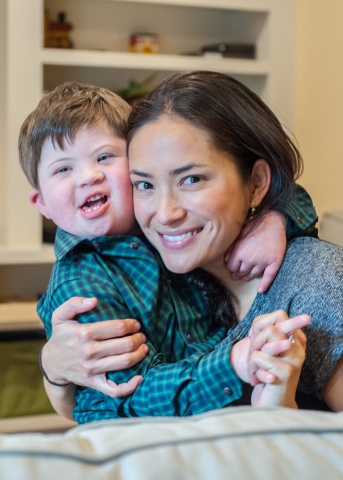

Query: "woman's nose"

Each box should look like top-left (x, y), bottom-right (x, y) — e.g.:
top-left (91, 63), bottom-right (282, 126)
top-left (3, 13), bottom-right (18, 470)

top-left (155, 194), bottom-right (187, 225)
top-left (77, 168), bottom-right (105, 188)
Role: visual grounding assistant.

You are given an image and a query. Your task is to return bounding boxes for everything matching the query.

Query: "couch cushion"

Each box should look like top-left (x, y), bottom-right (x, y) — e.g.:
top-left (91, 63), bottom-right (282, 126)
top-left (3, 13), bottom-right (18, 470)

top-left (0, 407), bottom-right (343, 479)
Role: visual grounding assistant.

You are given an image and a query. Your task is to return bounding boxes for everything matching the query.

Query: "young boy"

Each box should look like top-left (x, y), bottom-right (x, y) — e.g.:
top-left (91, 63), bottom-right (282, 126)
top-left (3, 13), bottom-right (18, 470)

top-left (19, 82), bottom-right (316, 423)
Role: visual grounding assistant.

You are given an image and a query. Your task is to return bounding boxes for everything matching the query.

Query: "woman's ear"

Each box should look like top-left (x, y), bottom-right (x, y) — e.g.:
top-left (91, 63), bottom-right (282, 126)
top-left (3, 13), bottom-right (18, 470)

top-left (249, 159), bottom-right (271, 208)
top-left (29, 189), bottom-right (52, 219)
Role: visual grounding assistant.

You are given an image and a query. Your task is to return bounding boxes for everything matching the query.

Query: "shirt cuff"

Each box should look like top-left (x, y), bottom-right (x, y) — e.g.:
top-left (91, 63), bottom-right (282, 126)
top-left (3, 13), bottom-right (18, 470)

top-left (197, 343), bottom-right (243, 410)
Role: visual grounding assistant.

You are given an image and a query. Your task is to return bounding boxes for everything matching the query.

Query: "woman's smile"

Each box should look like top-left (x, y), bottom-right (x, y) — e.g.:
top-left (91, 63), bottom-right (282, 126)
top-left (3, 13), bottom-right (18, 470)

top-left (129, 115), bottom-right (253, 276)
top-left (159, 228), bottom-right (203, 248)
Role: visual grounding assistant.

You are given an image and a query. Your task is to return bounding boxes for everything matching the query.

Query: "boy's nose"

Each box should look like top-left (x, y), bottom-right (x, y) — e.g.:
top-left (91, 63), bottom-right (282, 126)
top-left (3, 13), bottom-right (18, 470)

top-left (78, 169), bottom-right (105, 187)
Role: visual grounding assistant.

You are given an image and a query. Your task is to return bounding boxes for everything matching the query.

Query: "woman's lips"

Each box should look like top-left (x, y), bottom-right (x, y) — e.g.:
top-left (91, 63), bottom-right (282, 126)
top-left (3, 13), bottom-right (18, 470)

top-left (161, 229), bottom-right (202, 242)
top-left (158, 228), bottom-right (202, 249)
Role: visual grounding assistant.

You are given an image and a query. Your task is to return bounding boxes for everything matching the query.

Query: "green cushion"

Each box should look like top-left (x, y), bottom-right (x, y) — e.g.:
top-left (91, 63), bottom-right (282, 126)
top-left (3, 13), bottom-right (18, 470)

top-left (0, 340), bottom-right (54, 418)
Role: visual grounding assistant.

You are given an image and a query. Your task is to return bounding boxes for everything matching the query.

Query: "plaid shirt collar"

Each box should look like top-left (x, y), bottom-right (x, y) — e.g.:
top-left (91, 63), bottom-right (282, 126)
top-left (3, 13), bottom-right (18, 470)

top-left (54, 227), bottom-right (153, 261)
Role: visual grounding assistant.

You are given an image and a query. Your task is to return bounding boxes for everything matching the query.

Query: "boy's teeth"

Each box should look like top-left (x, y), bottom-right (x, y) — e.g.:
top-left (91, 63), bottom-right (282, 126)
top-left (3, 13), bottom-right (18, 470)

top-left (163, 230), bottom-right (199, 242)
top-left (88, 195), bottom-right (103, 202)
top-left (83, 204), bottom-right (103, 213)
top-left (82, 194), bottom-right (107, 212)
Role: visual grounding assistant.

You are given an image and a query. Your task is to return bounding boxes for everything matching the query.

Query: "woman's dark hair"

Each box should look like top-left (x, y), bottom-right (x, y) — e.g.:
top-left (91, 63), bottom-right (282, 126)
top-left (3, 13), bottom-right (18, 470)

top-left (127, 71), bottom-right (303, 327)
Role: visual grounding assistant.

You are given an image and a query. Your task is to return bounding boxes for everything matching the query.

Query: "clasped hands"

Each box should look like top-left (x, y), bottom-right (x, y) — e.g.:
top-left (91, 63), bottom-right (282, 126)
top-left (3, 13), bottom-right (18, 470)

top-left (42, 297), bottom-right (310, 408)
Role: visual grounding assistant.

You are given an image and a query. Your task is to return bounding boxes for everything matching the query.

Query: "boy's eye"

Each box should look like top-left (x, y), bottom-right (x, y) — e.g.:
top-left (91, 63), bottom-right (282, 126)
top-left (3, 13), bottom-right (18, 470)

top-left (134, 181), bottom-right (154, 191)
top-left (56, 166), bottom-right (72, 174)
top-left (98, 154), bottom-right (113, 162)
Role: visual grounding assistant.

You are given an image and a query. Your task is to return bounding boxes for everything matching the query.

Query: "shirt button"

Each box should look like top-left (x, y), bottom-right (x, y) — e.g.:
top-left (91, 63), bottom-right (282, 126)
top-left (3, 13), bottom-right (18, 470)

top-left (93, 241), bottom-right (100, 248)
top-left (130, 242), bottom-right (139, 249)
top-left (297, 215), bottom-right (302, 223)
top-left (223, 387), bottom-right (233, 396)
top-left (187, 332), bottom-right (194, 342)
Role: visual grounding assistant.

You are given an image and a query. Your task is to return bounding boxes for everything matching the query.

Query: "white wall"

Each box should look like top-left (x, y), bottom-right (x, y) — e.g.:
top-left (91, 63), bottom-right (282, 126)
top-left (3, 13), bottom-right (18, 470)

top-left (294, 0), bottom-right (343, 222)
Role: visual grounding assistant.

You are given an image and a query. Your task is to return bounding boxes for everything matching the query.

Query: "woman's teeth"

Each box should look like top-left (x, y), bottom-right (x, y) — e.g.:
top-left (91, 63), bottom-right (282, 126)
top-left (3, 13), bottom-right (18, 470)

top-left (162, 230), bottom-right (200, 242)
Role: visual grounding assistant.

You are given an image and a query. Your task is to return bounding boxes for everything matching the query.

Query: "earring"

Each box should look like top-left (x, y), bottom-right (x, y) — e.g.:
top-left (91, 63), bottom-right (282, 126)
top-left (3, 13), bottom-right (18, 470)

top-left (249, 206), bottom-right (257, 220)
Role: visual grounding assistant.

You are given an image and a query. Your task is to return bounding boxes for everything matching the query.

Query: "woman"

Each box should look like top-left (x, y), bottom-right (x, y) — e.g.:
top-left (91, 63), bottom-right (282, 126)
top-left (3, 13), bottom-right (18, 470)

top-left (42, 72), bottom-right (343, 417)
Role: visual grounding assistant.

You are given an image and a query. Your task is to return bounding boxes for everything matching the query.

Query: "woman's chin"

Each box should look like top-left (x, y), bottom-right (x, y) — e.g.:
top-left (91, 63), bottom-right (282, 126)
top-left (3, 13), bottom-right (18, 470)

top-left (162, 257), bottom-right (195, 275)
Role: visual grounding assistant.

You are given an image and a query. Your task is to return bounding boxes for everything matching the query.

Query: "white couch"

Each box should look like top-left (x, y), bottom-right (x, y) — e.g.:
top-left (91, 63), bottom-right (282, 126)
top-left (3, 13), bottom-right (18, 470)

top-left (1, 407), bottom-right (343, 479)
top-left (0, 407), bottom-right (343, 480)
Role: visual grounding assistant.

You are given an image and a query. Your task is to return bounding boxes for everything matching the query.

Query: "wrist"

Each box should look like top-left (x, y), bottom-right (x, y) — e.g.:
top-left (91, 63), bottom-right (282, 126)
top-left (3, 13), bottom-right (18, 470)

top-left (230, 339), bottom-right (250, 383)
top-left (39, 345), bottom-right (71, 387)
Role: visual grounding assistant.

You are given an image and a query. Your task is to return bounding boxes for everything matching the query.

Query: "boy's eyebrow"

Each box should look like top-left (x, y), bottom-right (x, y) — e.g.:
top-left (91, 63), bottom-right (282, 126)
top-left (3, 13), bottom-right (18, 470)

top-left (130, 163), bottom-right (204, 178)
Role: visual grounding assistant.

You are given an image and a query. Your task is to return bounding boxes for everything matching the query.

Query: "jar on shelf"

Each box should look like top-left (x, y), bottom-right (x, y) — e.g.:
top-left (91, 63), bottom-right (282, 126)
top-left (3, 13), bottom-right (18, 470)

top-left (129, 33), bottom-right (160, 54)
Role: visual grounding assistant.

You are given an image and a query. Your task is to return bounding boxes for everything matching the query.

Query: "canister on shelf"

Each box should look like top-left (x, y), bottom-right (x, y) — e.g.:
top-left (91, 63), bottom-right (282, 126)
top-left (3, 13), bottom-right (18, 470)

top-left (129, 33), bottom-right (160, 54)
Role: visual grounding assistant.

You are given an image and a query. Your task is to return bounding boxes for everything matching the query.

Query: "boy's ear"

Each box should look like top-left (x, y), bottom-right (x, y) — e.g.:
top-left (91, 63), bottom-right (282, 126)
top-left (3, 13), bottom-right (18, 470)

top-left (249, 159), bottom-right (271, 208)
top-left (28, 189), bottom-right (52, 219)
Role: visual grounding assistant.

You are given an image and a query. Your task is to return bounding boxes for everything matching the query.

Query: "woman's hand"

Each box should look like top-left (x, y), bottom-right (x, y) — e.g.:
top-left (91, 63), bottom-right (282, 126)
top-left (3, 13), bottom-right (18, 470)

top-left (247, 310), bottom-right (310, 408)
top-left (225, 211), bottom-right (287, 293)
top-left (42, 297), bottom-right (149, 397)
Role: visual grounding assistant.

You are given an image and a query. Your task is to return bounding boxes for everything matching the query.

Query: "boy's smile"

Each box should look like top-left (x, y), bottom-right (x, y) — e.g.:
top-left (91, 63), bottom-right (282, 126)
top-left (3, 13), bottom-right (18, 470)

top-left (30, 123), bottom-right (139, 239)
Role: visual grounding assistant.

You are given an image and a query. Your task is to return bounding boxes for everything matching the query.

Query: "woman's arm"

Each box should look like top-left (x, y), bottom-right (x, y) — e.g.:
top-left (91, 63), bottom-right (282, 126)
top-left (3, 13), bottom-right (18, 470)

top-left (42, 297), bottom-right (148, 419)
top-left (42, 292), bottom-right (243, 420)
top-left (324, 356), bottom-right (343, 411)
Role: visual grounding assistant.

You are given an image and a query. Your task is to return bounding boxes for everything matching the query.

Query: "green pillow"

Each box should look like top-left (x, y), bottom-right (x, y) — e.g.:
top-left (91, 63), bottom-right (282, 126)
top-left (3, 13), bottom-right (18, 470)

top-left (0, 340), bottom-right (55, 418)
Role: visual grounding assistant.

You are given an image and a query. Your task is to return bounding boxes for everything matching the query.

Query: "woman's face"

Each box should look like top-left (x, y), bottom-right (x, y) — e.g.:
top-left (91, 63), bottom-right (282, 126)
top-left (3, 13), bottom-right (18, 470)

top-left (129, 115), bottom-right (254, 277)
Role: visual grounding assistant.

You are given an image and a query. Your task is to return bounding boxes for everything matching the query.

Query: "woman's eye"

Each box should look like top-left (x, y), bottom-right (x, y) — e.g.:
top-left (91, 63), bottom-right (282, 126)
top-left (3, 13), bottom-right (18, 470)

top-left (134, 181), bottom-right (154, 191)
top-left (183, 175), bottom-right (202, 185)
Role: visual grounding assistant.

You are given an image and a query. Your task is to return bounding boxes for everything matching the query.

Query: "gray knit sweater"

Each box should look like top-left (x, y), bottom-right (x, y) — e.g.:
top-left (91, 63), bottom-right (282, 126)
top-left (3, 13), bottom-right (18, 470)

top-left (217, 236), bottom-right (343, 400)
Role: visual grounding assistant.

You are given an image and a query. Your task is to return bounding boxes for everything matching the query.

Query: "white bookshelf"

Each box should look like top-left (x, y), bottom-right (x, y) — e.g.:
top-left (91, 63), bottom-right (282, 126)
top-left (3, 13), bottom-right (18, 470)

top-left (0, 0), bottom-right (297, 431)
top-left (0, 301), bottom-right (42, 331)
top-left (0, 414), bottom-right (76, 434)
top-left (0, 0), bottom-right (296, 263)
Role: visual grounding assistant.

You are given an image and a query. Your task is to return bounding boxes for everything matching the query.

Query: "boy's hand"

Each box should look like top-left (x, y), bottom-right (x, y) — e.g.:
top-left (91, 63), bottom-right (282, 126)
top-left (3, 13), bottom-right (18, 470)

top-left (43, 297), bottom-right (148, 397)
top-left (225, 211), bottom-right (287, 293)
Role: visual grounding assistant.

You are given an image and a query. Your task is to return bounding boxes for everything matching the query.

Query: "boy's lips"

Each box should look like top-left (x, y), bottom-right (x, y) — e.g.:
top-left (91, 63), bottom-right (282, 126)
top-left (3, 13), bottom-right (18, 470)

top-left (79, 193), bottom-right (111, 220)
top-left (81, 194), bottom-right (108, 213)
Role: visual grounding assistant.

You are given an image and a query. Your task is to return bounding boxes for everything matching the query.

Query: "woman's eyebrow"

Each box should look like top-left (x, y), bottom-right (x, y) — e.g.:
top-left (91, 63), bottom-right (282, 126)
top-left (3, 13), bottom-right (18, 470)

top-left (130, 169), bottom-right (152, 178)
top-left (171, 163), bottom-right (203, 176)
top-left (130, 163), bottom-right (204, 178)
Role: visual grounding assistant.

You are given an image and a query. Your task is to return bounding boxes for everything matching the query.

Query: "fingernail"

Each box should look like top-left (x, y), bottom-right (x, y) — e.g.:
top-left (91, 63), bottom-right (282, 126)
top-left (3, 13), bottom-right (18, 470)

top-left (82, 297), bottom-right (95, 305)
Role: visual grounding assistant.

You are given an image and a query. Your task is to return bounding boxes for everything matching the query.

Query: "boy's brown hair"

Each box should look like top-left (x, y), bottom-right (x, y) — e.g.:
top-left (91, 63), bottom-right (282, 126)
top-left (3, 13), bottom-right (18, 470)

top-left (19, 82), bottom-right (131, 190)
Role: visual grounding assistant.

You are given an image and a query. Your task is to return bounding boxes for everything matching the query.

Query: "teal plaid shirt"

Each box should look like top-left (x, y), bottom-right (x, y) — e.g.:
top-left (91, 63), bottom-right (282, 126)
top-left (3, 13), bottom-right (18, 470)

top-left (284, 184), bottom-right (318, 237)
top-left (38, 184), bottom-right (317, 424)
top-left (38, 231), bottom-right (243, 423)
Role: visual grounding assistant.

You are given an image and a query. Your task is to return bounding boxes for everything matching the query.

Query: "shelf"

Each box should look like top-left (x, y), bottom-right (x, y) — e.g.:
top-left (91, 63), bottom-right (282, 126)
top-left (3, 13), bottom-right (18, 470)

top-left (41, 49), bottom-right (270, 75)
top-left (0, 244), bottom-right (55, 265)
top-left (0, 413), bottom-right (76, 433)
top-left (0, 301), bottom-right (42, 331)
top-left (98, 0), bottom-right (271, 12)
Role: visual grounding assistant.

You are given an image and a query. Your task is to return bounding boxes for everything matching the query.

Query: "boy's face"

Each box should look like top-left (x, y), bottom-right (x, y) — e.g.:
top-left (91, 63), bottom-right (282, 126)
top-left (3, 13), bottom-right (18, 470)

top-left (30, 123), bottom-right (139, 238)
